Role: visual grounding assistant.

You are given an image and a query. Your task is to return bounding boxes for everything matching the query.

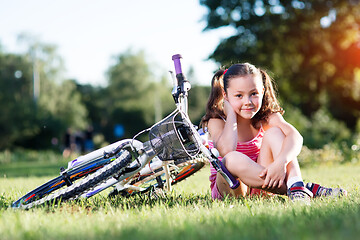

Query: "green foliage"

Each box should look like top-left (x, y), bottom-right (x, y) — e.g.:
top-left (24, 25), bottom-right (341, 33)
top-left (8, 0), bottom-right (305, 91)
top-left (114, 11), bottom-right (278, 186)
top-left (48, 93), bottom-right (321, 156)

top-left (0, 37), bottom-right (88, 150)
top-left (200, 0), bottom-right (360, 128)
top-left (287, 107), bottom-right (351, 149)
top-left (282, 103), bottom-right (312, 137)
top-left (23, 79), bottom-right (89, 149)
top-left (299, 144), bottom-right (345, 166)
top-left (75, 51), bottom-right (209, 145)
top-left (107, 50), bottom-right (153, 112)
top-left (283, 105), bottom-right (360, 164)
top-left (0, 52), bottom-right (38, 149)
top-left (102, 50), bottom-right (174, 142)
top-left (304, 108), bottom-right (351, 148)
top-left (282, 103), bottom-right (353, 149)
top-left (39, 80), bottom-right (88, 130)
top-left (0, 43), bottom-right (198, 149)
top-left (188, 85), bottom-right (211, 126)
top-left (298, 140), bottom-right (360, 167)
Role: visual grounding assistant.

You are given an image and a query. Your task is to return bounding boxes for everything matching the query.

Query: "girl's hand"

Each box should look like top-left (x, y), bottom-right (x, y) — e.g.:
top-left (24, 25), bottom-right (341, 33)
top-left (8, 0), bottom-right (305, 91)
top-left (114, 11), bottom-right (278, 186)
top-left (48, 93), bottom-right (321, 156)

top-left (259, 160), bottom-right (287, 189)
top-left (223, 100), bottom-right (235, 118)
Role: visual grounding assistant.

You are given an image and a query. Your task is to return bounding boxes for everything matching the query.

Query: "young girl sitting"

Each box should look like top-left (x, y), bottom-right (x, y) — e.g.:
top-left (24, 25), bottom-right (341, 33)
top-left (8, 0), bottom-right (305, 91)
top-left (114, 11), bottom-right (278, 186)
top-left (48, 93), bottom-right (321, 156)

top-left (200, 63), bottom-right (346, 203)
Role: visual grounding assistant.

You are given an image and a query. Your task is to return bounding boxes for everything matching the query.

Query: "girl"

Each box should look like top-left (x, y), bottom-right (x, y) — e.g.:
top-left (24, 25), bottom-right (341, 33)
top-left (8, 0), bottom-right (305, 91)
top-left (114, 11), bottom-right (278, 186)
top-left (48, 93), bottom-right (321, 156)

top-left (201, 63), bottom-right (346, 202)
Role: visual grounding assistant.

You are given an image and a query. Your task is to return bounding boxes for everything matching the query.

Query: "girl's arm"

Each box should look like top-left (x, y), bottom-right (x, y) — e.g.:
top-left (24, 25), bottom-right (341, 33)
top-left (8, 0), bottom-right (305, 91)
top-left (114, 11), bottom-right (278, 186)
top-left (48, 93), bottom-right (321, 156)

top-left (207, 101), bottom-right (238, 156)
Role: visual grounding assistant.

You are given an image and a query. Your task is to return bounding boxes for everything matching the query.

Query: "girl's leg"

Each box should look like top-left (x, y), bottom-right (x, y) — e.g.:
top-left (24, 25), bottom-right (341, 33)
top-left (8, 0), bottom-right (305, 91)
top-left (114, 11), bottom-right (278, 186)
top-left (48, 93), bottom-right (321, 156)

top-left (215, 151), bottom-right (265, 198)
top-left (257, 127), bottom-right (302, 193)
top-left (215, 170), bottom-right (249, 198)
top-left (217, 127), bottom-right (303, 197)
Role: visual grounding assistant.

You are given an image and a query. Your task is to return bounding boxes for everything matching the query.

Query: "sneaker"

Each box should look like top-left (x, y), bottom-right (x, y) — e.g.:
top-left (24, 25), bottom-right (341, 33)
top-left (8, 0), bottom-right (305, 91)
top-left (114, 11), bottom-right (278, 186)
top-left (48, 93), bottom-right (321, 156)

top-left (287, 186), bottom-right (313, 205)
top-left (306, 182), bottom-right (347, 198)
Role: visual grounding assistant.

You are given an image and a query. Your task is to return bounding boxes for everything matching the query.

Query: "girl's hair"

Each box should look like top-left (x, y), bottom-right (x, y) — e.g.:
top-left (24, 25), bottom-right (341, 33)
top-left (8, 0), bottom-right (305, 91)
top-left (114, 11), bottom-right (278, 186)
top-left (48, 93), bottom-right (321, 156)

top-left (200, 63), bottom-right (284, 129)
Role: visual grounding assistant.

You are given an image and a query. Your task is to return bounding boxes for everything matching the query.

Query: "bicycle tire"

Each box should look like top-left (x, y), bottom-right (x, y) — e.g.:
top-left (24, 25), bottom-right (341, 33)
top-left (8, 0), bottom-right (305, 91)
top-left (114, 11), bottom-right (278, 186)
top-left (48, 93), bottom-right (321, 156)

top-left (110, 156), bottom-right (206, 197)
top-left (11, 157), bottom-right (114, 208)
top-left (12, 150), bottom-right (132, 209)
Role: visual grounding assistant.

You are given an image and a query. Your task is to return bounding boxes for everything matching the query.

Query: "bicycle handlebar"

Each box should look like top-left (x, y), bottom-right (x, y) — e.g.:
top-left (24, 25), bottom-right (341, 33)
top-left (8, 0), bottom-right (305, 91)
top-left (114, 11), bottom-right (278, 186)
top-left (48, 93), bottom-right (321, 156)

top-left (218, 160), bottom-right (240, 189)
top-left (172, 54), bottom-right (183, 75)
top-left (171, 54), bottom-right (188, 90)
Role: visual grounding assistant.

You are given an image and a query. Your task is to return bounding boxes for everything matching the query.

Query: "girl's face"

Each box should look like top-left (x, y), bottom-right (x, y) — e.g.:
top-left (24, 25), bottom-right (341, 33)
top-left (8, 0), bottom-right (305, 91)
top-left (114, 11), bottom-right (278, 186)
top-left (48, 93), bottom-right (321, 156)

top-left (224, 75), bottom-right (264, 120)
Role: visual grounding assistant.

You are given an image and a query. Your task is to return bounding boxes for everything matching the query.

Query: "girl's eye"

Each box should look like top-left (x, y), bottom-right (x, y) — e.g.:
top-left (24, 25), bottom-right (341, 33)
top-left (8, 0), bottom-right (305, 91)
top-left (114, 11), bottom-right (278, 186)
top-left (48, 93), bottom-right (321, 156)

top-left (251, 92), bottom-right (259, 96)
top-left (236, 94), bottom-right (242, 98)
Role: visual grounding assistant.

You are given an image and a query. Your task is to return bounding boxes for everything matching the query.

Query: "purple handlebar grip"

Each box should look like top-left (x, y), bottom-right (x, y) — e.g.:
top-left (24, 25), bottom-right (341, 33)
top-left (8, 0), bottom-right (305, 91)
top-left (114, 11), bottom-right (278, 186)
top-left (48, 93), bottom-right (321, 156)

top-left (218, 161), bottom-right (240, 189)
top-left (172, 54), bottom-right (183, 75)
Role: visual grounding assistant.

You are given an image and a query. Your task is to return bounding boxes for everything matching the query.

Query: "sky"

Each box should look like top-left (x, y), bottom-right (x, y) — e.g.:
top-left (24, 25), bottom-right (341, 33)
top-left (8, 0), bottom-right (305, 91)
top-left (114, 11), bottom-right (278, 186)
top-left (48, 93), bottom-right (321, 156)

top-left (0, 0), bottom-right (235, 86)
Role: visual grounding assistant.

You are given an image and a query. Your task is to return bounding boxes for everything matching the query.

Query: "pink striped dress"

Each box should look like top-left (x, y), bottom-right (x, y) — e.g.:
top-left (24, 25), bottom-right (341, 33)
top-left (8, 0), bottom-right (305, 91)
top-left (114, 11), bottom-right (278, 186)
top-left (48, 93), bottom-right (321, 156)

top-left (208, 127), bottom-right (265, 197)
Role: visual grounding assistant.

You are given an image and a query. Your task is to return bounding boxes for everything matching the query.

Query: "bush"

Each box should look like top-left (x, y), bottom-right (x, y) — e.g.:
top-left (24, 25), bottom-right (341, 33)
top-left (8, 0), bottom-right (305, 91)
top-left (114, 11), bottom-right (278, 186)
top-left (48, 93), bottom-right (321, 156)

top-left (299, 144), bottom-right (345, 166)
top-left (298, 142), bottom-right (360, 166)
top-left (283, 104), bottom-right (311, 137)
top-left (303, 108), bottom-right (351, 149)
top-left (284, 106), bottom-right (352, 149)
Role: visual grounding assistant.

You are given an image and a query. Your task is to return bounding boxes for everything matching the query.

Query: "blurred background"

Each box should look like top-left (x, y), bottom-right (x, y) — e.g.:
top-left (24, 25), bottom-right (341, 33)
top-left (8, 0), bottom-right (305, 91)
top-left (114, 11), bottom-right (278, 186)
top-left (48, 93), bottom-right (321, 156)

top-left (0, 0), bottom-right (359, 164)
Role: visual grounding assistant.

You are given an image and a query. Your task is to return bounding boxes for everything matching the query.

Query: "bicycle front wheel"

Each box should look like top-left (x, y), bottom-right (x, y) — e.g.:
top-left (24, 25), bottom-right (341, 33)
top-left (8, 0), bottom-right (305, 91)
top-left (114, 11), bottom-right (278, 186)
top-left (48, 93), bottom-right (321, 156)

top-left (12, 150), bottom-right (132, 209)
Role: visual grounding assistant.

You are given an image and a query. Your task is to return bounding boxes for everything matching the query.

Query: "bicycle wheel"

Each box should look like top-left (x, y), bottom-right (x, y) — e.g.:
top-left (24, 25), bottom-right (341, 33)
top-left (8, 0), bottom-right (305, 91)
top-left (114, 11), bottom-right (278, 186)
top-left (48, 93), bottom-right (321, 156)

top-left (109, 156), bottom-right (206, 197)
top-left (12, 150), bottom-right (132, 209)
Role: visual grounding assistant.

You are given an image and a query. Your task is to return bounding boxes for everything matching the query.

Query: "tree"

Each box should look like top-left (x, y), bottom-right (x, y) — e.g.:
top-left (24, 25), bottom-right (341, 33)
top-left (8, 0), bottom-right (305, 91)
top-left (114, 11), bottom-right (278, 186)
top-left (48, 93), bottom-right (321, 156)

top-left (0, 52), bottom-right (37, 149)
top-left (200, 0), bottom-right (360, 128)
top-left (104, 50), bottom-right (173, 142)
top-left (186, 66), bottom-right (211, 125)
top-left (20, 36), bottom-right (88, 149)
top-left (0, 35), bottom-right (88, 149)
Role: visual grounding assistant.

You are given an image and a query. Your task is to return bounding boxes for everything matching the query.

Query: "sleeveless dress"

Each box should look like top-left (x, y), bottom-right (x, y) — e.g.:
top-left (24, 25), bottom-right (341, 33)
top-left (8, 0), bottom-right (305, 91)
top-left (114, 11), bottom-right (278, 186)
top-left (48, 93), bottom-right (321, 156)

top-left (208, 127), bottom-right (265, 200)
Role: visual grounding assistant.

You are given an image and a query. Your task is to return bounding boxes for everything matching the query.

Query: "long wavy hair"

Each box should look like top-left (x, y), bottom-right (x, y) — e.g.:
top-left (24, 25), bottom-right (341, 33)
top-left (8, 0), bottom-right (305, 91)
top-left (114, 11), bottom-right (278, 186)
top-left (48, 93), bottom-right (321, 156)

top-left (200, 63), bottom-right (284, 129)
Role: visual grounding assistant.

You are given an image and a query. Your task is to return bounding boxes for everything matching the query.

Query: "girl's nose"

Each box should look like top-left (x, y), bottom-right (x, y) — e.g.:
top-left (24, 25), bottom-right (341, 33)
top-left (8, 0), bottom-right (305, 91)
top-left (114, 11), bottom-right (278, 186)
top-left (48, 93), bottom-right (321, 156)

top-left (245, 96), bottom-right (252, 104)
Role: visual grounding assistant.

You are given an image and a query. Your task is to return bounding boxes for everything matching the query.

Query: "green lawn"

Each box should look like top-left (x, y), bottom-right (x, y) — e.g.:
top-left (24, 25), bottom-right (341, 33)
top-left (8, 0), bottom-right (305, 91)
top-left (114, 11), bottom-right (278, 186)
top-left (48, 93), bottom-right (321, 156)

top-left (0, 158), bottom-right (359, 240)
top-left (0, 149), bottom-right (70, 178)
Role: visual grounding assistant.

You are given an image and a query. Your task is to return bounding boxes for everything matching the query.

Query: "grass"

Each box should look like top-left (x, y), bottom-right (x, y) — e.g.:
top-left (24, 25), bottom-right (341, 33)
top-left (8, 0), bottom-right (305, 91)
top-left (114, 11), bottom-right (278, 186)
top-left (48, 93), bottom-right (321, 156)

top-left (0, 151), bottom-right (359, 240)
top-left (0, 149), bottom-right (70, 177)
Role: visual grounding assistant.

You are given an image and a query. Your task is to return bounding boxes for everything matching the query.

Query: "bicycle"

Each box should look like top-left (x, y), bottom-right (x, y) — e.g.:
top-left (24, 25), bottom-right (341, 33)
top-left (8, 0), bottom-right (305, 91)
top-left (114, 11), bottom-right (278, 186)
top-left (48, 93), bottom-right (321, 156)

top-left (11, 54), bottom-right (239, 209)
